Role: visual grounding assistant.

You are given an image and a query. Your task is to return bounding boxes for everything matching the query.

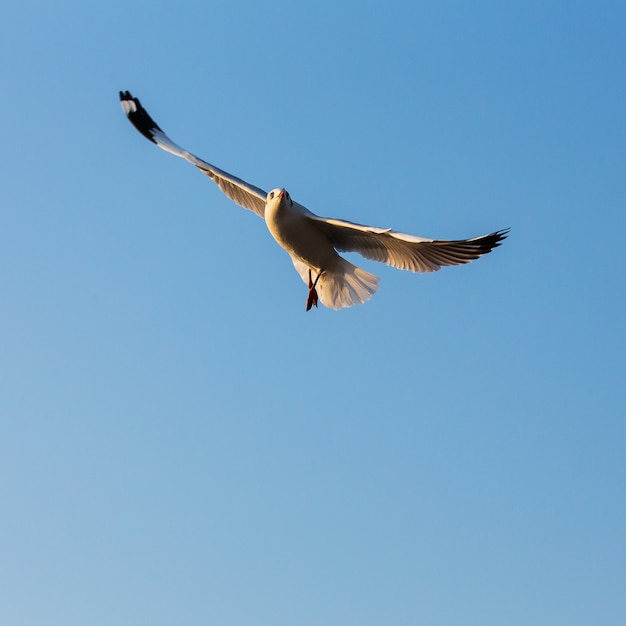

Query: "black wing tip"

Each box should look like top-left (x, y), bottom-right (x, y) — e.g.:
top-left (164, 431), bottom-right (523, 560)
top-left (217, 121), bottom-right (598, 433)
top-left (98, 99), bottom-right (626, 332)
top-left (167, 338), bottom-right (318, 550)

top-left (476, 228), bottom-right (510, 254)
top-left (489, 227), bottom-right (510, 246)
top-left (119, 89), bottom-right (163, 143)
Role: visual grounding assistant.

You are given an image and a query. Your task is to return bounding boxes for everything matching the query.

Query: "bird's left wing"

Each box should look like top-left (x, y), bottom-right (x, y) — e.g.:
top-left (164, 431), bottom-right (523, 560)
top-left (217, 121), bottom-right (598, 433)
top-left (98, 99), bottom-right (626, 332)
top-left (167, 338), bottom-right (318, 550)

top-left (307, 214), bottom-right (509, 272)
top-left (119, 91), bottom-right (267, 217)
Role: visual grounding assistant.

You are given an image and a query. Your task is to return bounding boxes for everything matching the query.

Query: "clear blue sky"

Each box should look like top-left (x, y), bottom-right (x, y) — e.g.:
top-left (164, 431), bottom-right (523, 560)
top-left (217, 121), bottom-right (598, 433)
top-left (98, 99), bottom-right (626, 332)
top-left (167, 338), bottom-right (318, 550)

top-left (2, 2), bottom-right (625, 624)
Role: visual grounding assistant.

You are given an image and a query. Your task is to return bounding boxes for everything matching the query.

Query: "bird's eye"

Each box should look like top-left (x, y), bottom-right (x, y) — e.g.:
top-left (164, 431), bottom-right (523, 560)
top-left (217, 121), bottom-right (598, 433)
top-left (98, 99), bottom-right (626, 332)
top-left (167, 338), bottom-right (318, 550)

top-left (269, 191), bottom-right (274, 199)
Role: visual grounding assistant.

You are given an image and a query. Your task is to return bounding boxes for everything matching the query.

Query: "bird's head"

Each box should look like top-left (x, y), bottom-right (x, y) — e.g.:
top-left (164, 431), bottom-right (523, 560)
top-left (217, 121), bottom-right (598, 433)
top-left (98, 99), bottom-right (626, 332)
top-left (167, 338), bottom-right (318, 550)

top-left (267, 188), bottom-right (293, 208)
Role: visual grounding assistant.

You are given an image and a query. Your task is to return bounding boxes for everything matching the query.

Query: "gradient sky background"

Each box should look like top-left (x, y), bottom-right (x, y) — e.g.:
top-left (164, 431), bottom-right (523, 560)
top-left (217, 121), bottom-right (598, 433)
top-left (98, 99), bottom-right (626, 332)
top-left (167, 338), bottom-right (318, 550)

top-left (2, 2), bottom-right (625, 625)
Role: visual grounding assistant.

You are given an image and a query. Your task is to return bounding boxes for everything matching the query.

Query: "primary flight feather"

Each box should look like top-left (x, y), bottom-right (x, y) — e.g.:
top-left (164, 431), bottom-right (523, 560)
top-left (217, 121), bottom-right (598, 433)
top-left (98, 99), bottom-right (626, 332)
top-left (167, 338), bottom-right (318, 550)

top-left (119, 90), bottom-right (508, 311)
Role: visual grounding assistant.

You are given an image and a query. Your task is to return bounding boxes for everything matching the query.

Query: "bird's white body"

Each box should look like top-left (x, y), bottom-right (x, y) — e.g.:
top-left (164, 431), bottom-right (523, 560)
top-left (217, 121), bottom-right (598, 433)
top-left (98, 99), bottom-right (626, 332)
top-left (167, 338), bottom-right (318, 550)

top-left (264, 193), bottom-right (325, 267)
top-left (119, 91), bottom-right (507, 311)
top-left (263, 189), bottom-right (380, 308)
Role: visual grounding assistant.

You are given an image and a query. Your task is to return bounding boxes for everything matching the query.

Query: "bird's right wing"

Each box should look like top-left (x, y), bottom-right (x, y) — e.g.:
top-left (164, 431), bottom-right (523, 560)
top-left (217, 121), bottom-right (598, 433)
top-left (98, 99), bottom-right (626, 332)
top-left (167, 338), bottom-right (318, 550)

top-left (307, 214), bottom-right (509, 272)
top-left (120, 91), bottom-right (267, 218)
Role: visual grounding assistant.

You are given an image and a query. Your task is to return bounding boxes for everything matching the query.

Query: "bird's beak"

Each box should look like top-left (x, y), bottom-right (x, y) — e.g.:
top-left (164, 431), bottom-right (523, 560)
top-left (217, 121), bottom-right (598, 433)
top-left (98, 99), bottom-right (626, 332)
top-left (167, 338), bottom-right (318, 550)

top-left (277, 189), bottom-right (284, 199)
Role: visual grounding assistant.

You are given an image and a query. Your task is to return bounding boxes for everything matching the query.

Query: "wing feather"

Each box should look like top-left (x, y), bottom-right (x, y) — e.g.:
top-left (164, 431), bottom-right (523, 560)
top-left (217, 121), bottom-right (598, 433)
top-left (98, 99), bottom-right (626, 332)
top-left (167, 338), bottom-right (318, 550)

top-left (119, 91), bottom-right (267, 217)
top-left (307, 215), bottom-right (508, 273)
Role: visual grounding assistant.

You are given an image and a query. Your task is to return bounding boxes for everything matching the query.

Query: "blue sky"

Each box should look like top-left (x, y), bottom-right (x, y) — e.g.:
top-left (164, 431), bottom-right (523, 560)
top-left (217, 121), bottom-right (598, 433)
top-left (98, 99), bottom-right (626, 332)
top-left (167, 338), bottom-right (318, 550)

top-left (1, 1), bottom-right (625, 624)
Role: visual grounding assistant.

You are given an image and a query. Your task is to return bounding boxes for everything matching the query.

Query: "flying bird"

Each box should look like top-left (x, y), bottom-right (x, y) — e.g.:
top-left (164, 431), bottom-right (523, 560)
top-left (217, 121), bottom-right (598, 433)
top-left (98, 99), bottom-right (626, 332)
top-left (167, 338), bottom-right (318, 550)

top-left (119, 90), bottom-right (508, 311)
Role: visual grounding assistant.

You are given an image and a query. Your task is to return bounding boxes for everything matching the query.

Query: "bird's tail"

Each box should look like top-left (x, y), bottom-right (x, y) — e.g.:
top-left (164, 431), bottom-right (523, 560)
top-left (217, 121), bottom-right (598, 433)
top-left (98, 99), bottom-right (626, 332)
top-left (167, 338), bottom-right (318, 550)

top-left (292, 257), bottom-right (380, 310)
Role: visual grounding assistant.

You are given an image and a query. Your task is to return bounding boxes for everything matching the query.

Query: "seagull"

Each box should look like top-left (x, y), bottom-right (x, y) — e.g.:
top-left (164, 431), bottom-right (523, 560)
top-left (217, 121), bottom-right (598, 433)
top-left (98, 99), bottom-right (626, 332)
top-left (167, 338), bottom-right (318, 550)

top-left (119, 91), bottom-right (508, 311)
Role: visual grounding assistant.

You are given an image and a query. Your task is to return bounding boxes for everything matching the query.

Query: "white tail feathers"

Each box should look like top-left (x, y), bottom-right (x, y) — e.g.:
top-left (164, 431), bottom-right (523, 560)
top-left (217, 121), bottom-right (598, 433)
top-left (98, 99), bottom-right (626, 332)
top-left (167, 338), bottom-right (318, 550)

top-left (292, 257), bottom-right (380, 310)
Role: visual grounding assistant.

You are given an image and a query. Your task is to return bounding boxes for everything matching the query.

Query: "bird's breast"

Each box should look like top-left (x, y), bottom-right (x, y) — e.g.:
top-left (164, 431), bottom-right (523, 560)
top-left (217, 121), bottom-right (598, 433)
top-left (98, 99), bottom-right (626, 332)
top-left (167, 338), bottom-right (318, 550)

top-left (265, 202), bottom-right (337, 270)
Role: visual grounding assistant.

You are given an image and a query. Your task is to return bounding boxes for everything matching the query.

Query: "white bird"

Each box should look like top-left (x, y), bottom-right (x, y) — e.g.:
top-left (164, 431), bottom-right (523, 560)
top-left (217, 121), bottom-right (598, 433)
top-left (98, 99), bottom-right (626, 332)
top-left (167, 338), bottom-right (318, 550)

top-left (119, 91), bottom-right (508, 311)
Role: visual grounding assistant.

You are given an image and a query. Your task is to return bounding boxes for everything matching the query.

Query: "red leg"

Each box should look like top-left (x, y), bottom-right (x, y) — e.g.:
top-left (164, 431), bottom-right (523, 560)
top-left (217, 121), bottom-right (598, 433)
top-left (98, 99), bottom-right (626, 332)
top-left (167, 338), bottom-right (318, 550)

top-left (306, 269), bottom-right (323, 311)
